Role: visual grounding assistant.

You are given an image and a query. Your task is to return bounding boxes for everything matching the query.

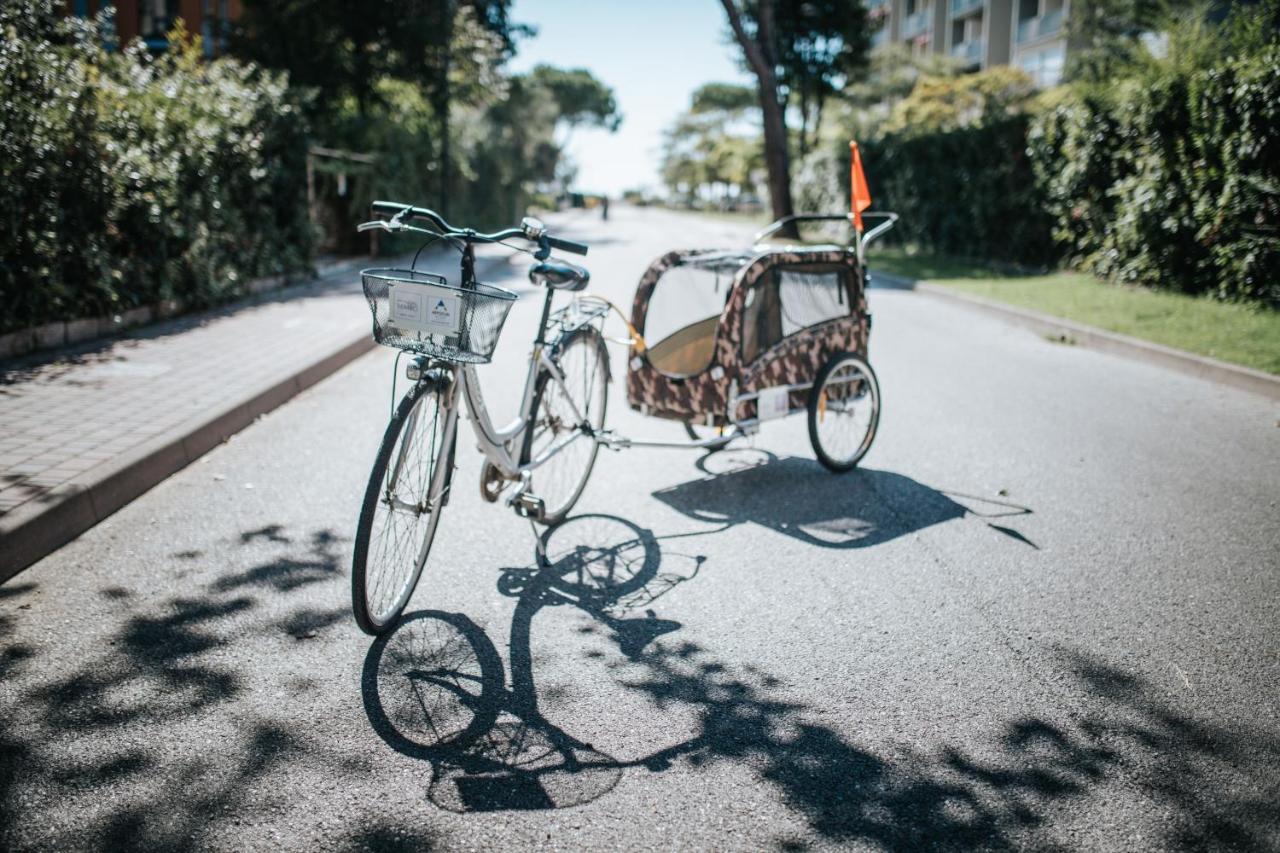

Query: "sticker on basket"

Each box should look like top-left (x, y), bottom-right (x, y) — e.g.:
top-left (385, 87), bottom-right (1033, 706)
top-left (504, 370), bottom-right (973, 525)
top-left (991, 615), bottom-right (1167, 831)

top-left (388, 283), bottom-right (461, 335)
top-left (757, 386), bottom-right (790, 421)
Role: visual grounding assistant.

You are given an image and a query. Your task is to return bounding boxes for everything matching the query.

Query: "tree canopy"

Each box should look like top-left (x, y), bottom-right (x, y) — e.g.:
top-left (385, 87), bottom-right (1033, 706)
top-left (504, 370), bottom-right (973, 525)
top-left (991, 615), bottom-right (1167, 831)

top-left (528, 65), bottom-right (623, 132)
top-left (718, 0), bottom-right (871, 225)
top-left (690, 82), bottom-right (758, 115)
top-left (230, 0), bottom-right (521, 117)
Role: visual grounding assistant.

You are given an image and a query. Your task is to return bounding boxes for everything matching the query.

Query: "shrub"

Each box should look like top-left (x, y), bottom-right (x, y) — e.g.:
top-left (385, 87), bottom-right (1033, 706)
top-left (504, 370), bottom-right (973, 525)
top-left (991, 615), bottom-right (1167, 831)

top-left (859, 116), bottom-right (1058, 266)
top-left (1026, 92), bottom-right (1127, 268)
top-left (0, 5), bottom-right (114, 330)
top-left (1030, 40), bottom-right (1280, 305)
top-left (0, 3), bottom-right (312, 335)
top-left (884, 66), bottom-right (1037, 136)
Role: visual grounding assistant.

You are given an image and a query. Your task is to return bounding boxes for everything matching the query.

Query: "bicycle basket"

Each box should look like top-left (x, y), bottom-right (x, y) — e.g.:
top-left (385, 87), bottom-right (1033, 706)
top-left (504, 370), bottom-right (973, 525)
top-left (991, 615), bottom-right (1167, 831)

top-left (361, 268), bottom-right (518, 364)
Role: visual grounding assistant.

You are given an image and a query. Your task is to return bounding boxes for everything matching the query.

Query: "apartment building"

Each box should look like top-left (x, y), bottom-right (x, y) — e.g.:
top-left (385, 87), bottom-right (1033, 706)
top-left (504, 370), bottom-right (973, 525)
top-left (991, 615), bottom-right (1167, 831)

top-left (868, 0), bottom-right (1071, 88)
top-left (64, 0), bottom-right (241, 57)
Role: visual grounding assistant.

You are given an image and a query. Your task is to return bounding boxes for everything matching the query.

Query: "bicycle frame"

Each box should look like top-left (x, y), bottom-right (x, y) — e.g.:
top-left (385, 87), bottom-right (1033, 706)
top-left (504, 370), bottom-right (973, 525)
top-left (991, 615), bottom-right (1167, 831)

top-left (452, 343), bottom-right (588, 478)
top-left (398, 237), bottom-right (598, 505)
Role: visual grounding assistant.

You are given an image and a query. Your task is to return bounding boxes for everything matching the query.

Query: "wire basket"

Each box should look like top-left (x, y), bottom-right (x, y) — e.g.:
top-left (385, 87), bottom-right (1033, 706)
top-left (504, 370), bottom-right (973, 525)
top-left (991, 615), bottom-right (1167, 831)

top-left (362, 268), bottom-right (518, 364)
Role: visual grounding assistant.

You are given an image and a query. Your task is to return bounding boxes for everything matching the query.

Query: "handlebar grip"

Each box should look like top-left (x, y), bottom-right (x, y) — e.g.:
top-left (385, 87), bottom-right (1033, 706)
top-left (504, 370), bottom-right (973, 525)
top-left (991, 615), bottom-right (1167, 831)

top-left (546, 235), bottom-right (589, 256)
top-left (371, 200), bottom-right (450, 232)
top-left (371, 200), bottom-right (410, 216)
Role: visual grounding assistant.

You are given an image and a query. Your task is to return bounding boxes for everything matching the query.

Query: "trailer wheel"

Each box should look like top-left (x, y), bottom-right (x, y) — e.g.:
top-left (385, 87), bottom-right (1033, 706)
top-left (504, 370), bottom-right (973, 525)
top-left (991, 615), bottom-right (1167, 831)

top-left (807, 353), bottom-right (880, 472)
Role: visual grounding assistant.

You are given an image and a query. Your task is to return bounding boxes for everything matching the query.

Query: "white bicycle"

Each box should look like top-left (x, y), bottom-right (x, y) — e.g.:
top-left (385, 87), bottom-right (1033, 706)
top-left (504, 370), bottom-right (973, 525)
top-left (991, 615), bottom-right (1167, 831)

top-left (352, 202), bottom-right (609, 635)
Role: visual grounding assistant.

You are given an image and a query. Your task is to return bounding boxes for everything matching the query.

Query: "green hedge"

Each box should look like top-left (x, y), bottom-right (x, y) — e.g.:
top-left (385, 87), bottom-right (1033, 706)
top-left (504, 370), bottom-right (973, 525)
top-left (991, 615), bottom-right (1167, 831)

top-left (0, 3), bottom-right (312, 335)
top-left (1031, 45), bottom-right (1280, 306)
top-left (818, 20), bottom-right (1278, 307)
top-left (859, 116), bottom-right (1058, 267)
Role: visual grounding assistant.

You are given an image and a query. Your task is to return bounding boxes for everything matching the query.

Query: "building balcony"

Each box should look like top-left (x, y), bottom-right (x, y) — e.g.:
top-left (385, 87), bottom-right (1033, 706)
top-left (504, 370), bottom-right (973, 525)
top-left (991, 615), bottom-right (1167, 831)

top-left (1016, 7), bottom-right (1065, 43)
top-left (950, 0), bottom-right (984, 17)
top-left (951, 38), bottom-right (983, 64)
top-left (902, 9), bottom-right (932, 38)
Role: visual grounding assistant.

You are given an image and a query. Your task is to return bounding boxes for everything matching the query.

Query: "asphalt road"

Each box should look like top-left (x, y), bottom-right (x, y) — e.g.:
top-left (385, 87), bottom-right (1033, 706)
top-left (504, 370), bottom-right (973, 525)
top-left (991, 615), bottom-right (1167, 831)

top-left (2, 206), bottom-right (1278, 852)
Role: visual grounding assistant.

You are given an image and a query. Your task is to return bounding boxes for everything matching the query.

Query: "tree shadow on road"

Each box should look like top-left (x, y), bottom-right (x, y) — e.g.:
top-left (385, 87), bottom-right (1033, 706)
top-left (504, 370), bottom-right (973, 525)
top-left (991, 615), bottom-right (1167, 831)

top-left (0, 523), bottom-right (436, 851)
top-left (361, 514), bottom-right (1277, 849)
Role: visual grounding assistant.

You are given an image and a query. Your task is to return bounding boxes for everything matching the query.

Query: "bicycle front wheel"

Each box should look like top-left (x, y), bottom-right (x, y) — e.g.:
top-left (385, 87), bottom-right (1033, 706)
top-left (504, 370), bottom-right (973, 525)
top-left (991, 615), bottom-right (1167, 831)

top-left (521, 327), bottom-right (609, 525)
top-left (353, 377), bottom-right (455, 635)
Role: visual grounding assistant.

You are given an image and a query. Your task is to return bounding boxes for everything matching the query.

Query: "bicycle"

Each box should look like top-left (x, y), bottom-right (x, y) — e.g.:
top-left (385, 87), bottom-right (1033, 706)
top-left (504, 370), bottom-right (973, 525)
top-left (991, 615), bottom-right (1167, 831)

top-left (351, 201), bottom-right (610, 636)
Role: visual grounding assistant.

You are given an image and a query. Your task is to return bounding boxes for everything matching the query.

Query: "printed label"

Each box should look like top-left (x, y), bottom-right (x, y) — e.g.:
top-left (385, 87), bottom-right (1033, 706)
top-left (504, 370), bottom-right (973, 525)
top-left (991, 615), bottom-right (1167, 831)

top-left (388, 282), bottom-right (461, 335)
top-left (757, 386), bottom-right (790, 421)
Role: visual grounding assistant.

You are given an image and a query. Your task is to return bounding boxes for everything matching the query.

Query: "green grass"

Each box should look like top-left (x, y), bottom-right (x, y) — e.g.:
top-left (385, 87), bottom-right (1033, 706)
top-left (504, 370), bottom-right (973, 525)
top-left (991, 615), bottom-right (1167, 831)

top-left (867, 248), bottom-right (1280, 375)
top-left (866, 247), bottom-right (1013, 282)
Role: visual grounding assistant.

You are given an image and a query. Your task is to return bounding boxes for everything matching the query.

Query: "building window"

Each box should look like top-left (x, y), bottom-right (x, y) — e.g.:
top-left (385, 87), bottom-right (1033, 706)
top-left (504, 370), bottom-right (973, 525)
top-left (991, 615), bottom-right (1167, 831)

top-left (140, 0), bottom-right (179, 50)
top-left (202, 0), bottom-right (231, 56)
top-left (1018, 42), bottom-right (1065, 87)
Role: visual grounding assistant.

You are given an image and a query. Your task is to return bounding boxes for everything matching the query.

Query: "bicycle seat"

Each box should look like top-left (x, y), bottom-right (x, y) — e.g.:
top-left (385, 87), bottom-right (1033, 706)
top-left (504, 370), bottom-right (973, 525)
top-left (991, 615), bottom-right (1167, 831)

top-left (529, 260), bottom-right (590, 292)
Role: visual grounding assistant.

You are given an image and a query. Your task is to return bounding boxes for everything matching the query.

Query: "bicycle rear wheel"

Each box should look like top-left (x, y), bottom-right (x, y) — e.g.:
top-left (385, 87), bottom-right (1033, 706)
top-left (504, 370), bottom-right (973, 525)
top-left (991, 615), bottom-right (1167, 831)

top-left (353, 377), bottom-right (456, 635)
top-left (520, 327), bottom-right (609, 525)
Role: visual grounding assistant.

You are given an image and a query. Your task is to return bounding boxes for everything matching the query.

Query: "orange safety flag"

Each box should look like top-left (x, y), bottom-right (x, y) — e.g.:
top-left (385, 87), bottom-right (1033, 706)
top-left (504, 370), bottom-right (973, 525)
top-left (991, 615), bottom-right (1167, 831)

top-left (849, 140), bottom-right (872, 233)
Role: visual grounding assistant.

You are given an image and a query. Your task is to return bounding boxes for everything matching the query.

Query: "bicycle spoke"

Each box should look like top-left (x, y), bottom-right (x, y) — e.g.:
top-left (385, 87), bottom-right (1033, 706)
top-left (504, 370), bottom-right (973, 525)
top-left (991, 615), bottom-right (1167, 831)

top-left (356, 385), bottom-right (450, 631)
top-left (525, 331), bottom-right (607, 522)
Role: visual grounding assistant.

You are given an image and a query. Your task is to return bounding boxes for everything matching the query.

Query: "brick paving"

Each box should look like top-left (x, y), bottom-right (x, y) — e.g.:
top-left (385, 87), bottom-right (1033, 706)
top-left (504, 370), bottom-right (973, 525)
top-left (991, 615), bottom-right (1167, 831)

top-left (0, 261), bottom-right (372, 522)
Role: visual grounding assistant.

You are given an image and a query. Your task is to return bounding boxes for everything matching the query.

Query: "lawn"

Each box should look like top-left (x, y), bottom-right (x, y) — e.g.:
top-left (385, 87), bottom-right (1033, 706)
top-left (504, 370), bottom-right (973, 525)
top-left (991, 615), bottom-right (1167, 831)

top-left (867, 248), bottom-right (1280, 375)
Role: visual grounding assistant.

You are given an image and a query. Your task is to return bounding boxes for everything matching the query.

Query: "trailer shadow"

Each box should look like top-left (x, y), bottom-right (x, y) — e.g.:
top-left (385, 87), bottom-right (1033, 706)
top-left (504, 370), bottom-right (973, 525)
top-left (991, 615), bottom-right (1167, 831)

top-left (653, 453), bottom-right (1035, 550)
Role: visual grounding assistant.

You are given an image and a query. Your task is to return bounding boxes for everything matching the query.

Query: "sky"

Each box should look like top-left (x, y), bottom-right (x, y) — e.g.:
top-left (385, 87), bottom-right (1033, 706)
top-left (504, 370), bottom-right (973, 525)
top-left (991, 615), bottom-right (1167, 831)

top-left (508, 0), bottom-right (754, 196)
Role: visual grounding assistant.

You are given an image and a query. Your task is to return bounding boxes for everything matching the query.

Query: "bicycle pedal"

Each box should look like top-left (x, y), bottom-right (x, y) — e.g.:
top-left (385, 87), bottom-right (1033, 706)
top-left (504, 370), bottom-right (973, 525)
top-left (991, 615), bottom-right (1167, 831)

top-left (479, 461), bottom-right (513, 503)
top-left (511, 492), bottom-right (545, 521)
top-left (596, 429), bottom-right (629, 451)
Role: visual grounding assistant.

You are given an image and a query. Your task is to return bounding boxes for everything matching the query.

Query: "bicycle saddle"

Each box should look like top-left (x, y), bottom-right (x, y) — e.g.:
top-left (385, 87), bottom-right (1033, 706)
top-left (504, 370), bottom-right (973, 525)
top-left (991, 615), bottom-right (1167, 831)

top-left (529, 260), bottom-right (590, 291)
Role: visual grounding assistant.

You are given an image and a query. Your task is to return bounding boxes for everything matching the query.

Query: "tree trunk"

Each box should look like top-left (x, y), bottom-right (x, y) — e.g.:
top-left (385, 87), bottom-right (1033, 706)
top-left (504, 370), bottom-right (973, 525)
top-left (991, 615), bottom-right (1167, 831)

top-left (798, 87), bottom-right (810, 159)
top-left (719, 0), bottom-right (795, 234)
top-left (432, 0), bottom-right (455, 219)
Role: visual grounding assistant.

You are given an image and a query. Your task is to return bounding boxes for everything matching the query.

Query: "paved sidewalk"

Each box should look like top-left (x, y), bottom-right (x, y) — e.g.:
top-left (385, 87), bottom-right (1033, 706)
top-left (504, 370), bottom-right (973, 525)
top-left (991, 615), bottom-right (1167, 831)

top-left (0, 258), bottom-right (379, 580)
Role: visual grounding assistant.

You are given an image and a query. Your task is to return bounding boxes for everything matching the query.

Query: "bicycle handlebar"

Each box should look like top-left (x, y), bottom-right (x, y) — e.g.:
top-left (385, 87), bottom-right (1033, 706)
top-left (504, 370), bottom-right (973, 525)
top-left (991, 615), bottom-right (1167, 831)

top-left (367, 200), bottom-right (588, 256)
top-left (545, 234), bottom-right (589, 256)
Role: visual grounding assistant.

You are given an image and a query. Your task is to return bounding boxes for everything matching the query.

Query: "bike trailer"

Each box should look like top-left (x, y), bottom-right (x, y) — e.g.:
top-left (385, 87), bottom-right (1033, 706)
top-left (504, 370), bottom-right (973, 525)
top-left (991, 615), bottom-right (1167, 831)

top-left (625, 242), bottom-right (871, 427)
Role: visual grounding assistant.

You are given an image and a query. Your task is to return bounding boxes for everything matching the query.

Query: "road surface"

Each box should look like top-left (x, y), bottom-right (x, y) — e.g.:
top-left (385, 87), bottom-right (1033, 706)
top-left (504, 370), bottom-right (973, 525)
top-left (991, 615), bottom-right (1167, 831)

top-left (1, 206), bottom-right (1277, 851)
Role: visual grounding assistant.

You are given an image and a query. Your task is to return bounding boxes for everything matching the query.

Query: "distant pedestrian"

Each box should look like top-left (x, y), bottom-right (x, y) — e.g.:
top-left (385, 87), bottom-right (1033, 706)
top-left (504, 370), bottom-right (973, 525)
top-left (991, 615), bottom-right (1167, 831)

top-left (601, 196), bottom-right (609, 221)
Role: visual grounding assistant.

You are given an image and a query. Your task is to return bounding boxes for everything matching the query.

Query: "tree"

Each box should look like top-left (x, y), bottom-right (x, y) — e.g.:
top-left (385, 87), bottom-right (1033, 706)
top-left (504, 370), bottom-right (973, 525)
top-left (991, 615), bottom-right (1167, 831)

top-left (718, 0), bottom-right (869, 229)
top-left (774, 0), bottom-right (870, 156)
top-left (840, 44), bottom-right (964, 139)
top-left (660, 85), bottom-right (762, 205)
top-left (690, 82), bottom-right (758, 114)
top-left (231, 0), bottom-right (522, 214)
top-left (525, 65), bottom-right (621, 193)
top-left (883, 66), bottom-right (1036, 136)
top-left (528, 65), bottom-right (623, 137)
top-left (719, 0), bottom-right (795, 227)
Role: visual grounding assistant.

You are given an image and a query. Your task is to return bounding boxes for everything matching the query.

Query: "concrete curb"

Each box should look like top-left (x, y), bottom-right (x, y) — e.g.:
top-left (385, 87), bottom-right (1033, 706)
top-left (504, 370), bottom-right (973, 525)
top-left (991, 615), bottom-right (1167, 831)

top-left (0, 317), bottom-right (375, 584)
top-left (909, 281), bottom-right (1280, 402)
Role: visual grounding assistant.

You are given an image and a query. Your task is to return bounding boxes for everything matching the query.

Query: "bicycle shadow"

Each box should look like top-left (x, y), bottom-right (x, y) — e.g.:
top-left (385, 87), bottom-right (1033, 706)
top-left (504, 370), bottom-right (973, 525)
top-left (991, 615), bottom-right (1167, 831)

top-left (653, 450), bottom-right (1037, 550)
top-left (361, 514), bottom-right (703, 813)
top-left (358, 515), bottom-right (1280, 847)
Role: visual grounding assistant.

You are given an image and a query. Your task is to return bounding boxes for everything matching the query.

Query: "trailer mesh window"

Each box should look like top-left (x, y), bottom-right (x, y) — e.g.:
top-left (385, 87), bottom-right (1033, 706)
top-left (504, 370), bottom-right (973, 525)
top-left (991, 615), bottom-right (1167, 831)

top-left (644, 263), bottom-right (731, 377)
top-left (742, 266), bottom-right (852, 363)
